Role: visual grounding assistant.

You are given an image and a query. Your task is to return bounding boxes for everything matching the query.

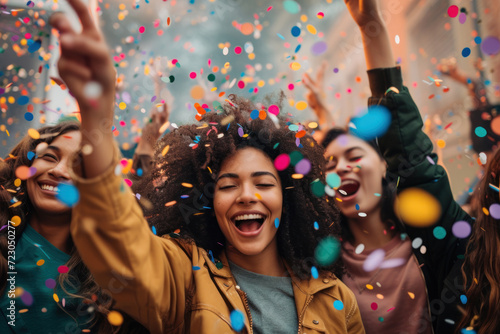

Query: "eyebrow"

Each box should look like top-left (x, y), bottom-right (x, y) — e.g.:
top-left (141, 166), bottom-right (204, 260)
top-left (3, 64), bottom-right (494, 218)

top-left (327, 146), bottom-right (365, 162)
top-left (216, 171), bottom-right (278, 183)
top-left (44, 145), bottom-right (61, 153)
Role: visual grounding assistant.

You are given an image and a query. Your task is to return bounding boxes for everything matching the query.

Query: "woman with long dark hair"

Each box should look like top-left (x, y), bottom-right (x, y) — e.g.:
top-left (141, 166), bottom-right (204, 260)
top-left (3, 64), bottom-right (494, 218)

top-left (320, 1), bottom-right (473, 333)
top-left (457, 148), bottom-right (500, 333)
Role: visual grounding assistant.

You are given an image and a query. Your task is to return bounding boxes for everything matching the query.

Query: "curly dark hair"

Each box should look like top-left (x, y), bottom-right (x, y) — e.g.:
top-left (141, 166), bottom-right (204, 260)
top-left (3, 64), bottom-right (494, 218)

top-left (134, 94), bottom-right (343, 279)
top-left (0, 122), bottom-right (148, 333)
top-left (321, 128), bottom-right (402, 241)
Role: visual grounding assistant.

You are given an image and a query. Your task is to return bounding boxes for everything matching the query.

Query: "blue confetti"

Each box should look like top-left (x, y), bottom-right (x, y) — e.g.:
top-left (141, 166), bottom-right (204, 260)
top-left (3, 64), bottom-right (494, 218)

top-left (350, 105), bottom-right (391, 140)
top-left (250, 109), bottom-right (259, 119)
top-left (333, 300), bottom-right (344, 310)
top-left (24, 112), bottom-right (34, 121)
top-left (152, 226), bottom-right (157, 235)
top-left (294, 44), bottom-right (301, 53)
top-left (291, 26), bottom-right (301, 37)
top-left (460, 295), bottom-right (467, 304)
top-left (474, 36), bottom-right (482, 44)
top-left (193, 266), bottom-right (201, 270)
top-left (311, 266), bottom-right (319, 279)
top-left (137, 168), bottom-right (143, 177)
top-left (230, 310), bottom-right (245, 331)
top-left (274, 218), bottom-right (280, 228)
top-left (313, 221), bottom-right (319, 230)
top-left (277, 33), bottom-right (285, 40)
top-left (355, 204), bottom-right (360, 210)
top-left (55, 183), bottom-right (80, 207)
top-left (462, 47), bottom-right (471, 58)
top-left (17, 96), bottom-right (30, 105)
top-left (28, 40), bottom-right (41, 53)
top-left (27, 151), bottom-right (35, 160)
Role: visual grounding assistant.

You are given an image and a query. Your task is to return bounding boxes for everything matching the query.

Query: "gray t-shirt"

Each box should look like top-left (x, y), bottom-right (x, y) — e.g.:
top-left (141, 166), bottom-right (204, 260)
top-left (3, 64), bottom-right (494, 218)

top-left (229, 261), bottom-right (298, 334)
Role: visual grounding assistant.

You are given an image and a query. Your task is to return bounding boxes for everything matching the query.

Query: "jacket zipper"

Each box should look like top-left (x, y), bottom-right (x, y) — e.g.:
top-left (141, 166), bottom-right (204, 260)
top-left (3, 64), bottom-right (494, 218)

top-left (413, 254), bottom-right (434, 334)
top-left (297, 295), bottom-right (313, 334)
top-left (236, 288), bottom-right (253, 334)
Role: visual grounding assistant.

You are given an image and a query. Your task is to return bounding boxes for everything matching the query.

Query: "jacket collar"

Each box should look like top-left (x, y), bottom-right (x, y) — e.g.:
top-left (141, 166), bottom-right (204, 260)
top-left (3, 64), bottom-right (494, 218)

top-left (202, 249), bottom-right (339, 295)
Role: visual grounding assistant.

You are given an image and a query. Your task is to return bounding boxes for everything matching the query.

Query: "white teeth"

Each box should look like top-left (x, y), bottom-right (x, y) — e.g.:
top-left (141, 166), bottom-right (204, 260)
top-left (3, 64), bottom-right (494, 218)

top-left (234, 214), bottom-right (265, 221)
top-left (340, 180), bottom-right (357, 186)
top-left (40, 184), bottom-right (58, 192)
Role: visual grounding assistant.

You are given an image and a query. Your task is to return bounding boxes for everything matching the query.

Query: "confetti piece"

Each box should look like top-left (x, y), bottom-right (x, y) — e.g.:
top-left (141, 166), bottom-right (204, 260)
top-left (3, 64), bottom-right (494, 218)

top-left (15, 166), bottom-right (36, 180)
top-left (489, 203), bottom-right (500, 219)
top-left (326, 173), bottom-right (341, 189)
top-left (333, 300), bottom-right (344, 311)
top-left (311, 41), bottom-right (327, 55)
top-left (363, 249), bottom-right (385, 272)
top-left (268, 104), bottom-right (280, 116)
top-left (108, 310), bottom-right (124, 326)
top-left (452, 221), bottom-right (471, 238)
top-left (21, 290), bottom-right (33, 306)
top-left (295, 101), bottom-right (307, 110)
top-left (395, 188), bottom-right (441, 227)
top-left (28, 128), bottom-right (40, 139)
top-left (283, 0), bottom-right (301, 14)
top-left (481, 36), bottom-right (500, 56)
top-left (433, 226), bottom-right (447, 239)
top-left (408, 292), bottom-right (415, 299)
top-left (311, 266), bottom-right (319, 279)
top-left (460, 295), bottom-right (467, 304)
top-left (53, 293), bottom-right (59, 303)
top-left (447, 5), bottom-right (459, 18)
top-left (58, 265), bottom-right (69, 274)
top-left (36, 259), bottom-right (45, 266)
top-left (83, 81), bottom-right (102, 99)
top-left (315, 236), bottom-right (340, 266)
top-left (313, 221), bottom-right (319, 230)
top-left (56, 183), bottom-right (80, 207)
top-left (306, 24), bottom-right (317, 35)
top-left (462, 47), bottom-right (471, 58)
top-left (349, 105), bottom-right (391, 140)
top-left (475, 126), bottom-right (487, 137)
top-left (230, 310), bottom-right (245, 331)
top-left (274, 218), bottom-right (280, 228)
top-left (10, 216), bottom-right (21, 226)
top-left (355, 244), bottom-right (365, 254)
top-left (371, 302), bottom-right (378, 310)
top-left (274, 154), bottom-right (291, 171)
top-left (161, 145), bottom-right (170, 156)
top-left (291, 26), bottom-right (301, 37)
top-left (294, 159), bottom-right (311, 175)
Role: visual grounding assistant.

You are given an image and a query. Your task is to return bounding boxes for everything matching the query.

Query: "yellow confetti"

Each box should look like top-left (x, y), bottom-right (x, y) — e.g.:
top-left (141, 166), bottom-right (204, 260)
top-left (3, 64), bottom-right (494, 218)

top-left (165, 201), bottom-right (177, 207)
top-left (366, 284), bottom-right (373, 290)
top-left (118, 102), bottom-right (127, 110)
top-left (161, 145), bottom-right (170, 156)
top-left (437, 139), bottom-right (446, 148)
top-left (36, 259), bottom-right (45, 266)
top-left (53, 293), bottom-right (59, 303)
top-left (308, 122), bottom-right (318, 129)
top-left (108, 310), bottom-right (124, 326)
top-left (306, 24), bottom-right (317, 35)
top-left (19, 309), bottom-right (29, 313)
top-left (408, 292), bottom-right (415, 299)
top-left (182, 183), bottom-right (193, 188)
top-left (482, 207), bottom-right (489, 215)
top-left (255, 193), bottom-right (262, 200)
top-left (290, 62), bottom-right (301, 71)
top-left (395, 188), bottom-right (441, 227)
top-left (376, 294), bottom-right (384, 299)
top-left (291, 174), bottom-right (304, 179)
top-left (27, 128), bottom-right (40, 139)
top-left (295, 101), bottom-right (308, 111)
top-left (10, 216), bottom-right (21, 226)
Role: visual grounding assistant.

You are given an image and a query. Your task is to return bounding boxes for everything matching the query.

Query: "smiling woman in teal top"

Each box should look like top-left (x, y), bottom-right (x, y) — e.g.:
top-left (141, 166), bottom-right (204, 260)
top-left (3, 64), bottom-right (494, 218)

top-left (0, 122), bottom-right (144, 333)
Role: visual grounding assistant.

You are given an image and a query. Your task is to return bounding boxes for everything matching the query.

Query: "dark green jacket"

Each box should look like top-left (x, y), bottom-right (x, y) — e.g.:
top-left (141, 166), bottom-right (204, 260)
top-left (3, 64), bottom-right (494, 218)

top-left (367, 67), bottom-right (472, 333)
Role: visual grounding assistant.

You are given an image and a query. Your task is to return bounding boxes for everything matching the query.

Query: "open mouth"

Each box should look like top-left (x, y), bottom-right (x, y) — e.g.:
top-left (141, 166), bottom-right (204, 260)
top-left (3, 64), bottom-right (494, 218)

top-left (232, 213), bottom-right (266, 233)
top-left (38, 183), bottom-right (59, 193)
top-left (337, 180), bottom-right (360, 198)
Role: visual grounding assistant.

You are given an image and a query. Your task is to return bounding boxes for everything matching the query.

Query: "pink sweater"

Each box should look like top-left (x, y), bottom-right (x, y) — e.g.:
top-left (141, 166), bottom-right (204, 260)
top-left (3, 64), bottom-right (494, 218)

top-left (342, 235), bottom-right (433, 334)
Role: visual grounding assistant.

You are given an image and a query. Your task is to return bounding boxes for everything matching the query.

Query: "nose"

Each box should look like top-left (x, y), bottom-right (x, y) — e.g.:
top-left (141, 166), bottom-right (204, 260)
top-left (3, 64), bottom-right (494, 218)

top-left (48, 160), bottom-right (71, 180)
top-left (335, 158), bottom-right (352, 176)
top-left (236, 183), bottom-right (257, 205)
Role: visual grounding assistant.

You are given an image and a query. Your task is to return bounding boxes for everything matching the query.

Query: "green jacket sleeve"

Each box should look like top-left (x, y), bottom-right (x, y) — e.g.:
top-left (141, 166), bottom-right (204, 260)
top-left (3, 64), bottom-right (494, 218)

top-left (366, 67), bottom-right (470, 282)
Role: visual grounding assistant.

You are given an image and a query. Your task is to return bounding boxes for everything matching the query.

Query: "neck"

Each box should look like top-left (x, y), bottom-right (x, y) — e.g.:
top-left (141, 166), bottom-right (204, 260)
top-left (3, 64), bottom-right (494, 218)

top-left (29, 212), bottom-right (72, 254)
top-left (347, 207), bottom-right (395, 251)
top-left (226, 242), bottom-right (287, 277)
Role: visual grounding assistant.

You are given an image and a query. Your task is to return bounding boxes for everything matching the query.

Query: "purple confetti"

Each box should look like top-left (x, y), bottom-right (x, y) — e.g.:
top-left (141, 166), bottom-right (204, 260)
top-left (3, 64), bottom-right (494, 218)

top-left (481, 36), bottom-right (500, 56)
top-left (363, 249), bottom-right (385, 272)
top-left (458, 12), bottom-right (467, 24)
top-left (311, 41), bottom-right (327, 55)
top-left (452, 221), bottom-right (471, 238)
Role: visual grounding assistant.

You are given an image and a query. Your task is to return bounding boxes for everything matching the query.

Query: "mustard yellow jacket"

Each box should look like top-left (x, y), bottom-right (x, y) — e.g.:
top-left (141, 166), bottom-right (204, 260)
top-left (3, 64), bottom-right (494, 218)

top-left (69, 151), bottom-right (365, 334)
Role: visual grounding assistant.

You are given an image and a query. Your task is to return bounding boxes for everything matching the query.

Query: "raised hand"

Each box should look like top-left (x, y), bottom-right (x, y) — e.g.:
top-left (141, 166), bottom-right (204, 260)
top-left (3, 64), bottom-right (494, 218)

top-left (302, 61), bottom-right (332, 128)
top-left (344, 0), bottom-right (382, 28)
top-left (50, 0), bottom-right (117, 178)
top-left (50, 0), bottom-right (115, 125)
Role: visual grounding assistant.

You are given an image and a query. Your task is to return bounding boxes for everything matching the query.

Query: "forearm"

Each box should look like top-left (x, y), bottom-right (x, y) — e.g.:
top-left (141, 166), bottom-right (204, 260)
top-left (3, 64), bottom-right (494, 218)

top-left (80, 115), bottom-right (116, 178)
top-left (359, 20), bottom-right (394, 71)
